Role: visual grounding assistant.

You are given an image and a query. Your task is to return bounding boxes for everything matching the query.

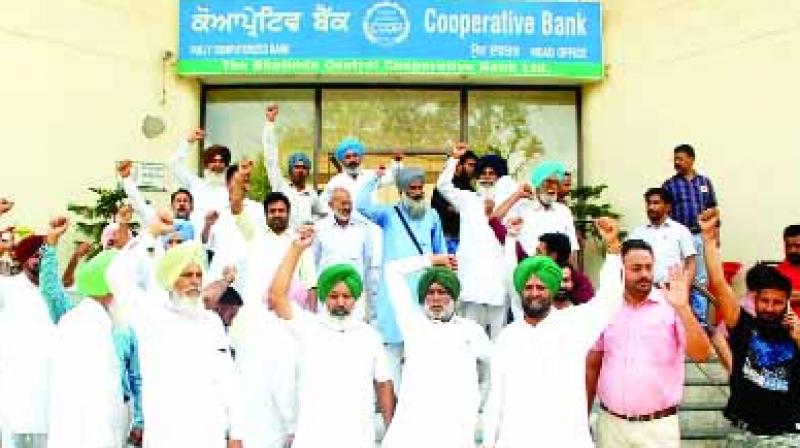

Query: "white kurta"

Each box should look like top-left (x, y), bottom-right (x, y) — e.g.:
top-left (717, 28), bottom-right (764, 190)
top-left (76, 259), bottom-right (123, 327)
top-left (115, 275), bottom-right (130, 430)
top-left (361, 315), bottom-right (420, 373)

top-left (381, 256), bottom-right (491, 448)
top-left (436, 158), bottom-right (506, 306)
top-left (107, 234), bottom-right (243, 448)
top-left (0, 274), bottom-right (54, 437)
top-left (508, 199), bottom-right (579, 256)
top-left (47, 299), bottom-right (123, 448)
top-left (320, 161), bottom-right (401, 269)
top-left (481, 245), bottom-right (623, 448)
top-left (262, 122), bottom-right (327, 228)
top-left (169, 139), bottom-right (230, 237)
top-left (287, 305), bottom-right (390, 448)
top-left (206, 200), bottom-right (268, 291)
top-left (241, 228), bottom-right (317, 307)
top-left (233, 306), bottom-right (298, 448)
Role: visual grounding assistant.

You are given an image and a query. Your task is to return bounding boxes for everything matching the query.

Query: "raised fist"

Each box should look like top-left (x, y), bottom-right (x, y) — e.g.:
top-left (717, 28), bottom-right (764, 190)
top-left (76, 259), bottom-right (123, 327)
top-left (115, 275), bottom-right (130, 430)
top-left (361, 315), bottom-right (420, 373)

top-left (294, 225), bottom-right (315, 249)
top-left (148, 211), bottom-right (174, 237)
top-left (222, 265), bottom-right (237, 285)
top-left (46, 216), bottom-right (69, 245)
top-left (205, 210), bottom-right (219, 226)
top-left (265, 104), bottom-right (279, 122)
top-left (116, 203), bottom-right (134, 225)
top-left (0, 198), bottom-right (14, 215)
top-left (451, 141), bottom-right (468, 160)
top-left (117, 160), bottom-right (133, 179)
top-left (516, 183), bottom-right (534, 199)
top-left (698, 209), bottom-right (719, 239)
top-left (594, 217), bottom-right (620, 245)
top-left (187, 128), bottom-right (206, 144)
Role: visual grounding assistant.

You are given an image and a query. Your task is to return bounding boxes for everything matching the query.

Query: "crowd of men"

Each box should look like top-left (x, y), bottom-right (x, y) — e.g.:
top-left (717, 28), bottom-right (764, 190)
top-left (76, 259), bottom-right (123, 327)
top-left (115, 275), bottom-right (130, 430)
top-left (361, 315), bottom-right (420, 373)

top-left (1, 104), bottom-right (799, 448)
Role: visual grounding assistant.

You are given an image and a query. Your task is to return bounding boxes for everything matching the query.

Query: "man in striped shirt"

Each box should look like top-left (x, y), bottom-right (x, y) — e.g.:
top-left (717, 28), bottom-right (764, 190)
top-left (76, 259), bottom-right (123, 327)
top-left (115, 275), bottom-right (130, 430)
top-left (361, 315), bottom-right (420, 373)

top-left (662, 144), bottom-right (718, 326)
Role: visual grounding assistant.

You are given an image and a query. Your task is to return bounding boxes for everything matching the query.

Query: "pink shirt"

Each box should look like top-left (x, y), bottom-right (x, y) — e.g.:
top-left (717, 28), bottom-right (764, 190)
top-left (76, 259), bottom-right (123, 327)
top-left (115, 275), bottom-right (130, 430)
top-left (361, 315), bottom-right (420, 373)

top-left (592, 288), bottom-right (686, 416)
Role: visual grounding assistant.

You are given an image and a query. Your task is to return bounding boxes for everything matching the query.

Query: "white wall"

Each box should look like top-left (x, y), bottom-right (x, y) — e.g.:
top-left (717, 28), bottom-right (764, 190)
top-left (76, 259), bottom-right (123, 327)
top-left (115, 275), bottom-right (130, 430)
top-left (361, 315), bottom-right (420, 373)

top-left (1, 0), bottom-right (199, 239)
top-left (583, 0), bottom-right (800, 270)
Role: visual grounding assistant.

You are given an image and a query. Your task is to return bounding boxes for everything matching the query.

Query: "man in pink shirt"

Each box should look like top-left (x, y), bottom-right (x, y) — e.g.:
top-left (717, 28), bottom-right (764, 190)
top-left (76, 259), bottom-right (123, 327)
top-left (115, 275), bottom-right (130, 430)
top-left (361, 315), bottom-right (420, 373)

top-left (587, 238), bottom-right (712, 447)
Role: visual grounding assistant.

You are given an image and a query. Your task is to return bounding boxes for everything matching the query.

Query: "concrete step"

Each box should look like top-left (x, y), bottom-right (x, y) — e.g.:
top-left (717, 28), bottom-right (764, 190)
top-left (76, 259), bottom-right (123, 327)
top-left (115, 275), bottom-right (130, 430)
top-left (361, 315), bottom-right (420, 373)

top-left (680, 408), bottom-right (734, 434)
top-left (685, 359), bottom-right (729, 384)
top-left (682, 384), bottom-right (729, 407)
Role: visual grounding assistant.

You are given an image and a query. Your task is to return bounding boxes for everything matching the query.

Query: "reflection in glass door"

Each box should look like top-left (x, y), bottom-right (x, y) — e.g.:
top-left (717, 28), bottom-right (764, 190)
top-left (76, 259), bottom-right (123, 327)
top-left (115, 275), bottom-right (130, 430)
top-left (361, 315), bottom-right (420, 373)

top-left (320, 89), bottom-right (460, 185)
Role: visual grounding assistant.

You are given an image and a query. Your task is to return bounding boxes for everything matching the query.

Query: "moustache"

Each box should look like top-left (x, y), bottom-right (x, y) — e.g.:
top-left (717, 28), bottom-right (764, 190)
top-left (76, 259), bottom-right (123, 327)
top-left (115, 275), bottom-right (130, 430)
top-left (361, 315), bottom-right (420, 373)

top-left (330, 306), bottom-right (350, 317)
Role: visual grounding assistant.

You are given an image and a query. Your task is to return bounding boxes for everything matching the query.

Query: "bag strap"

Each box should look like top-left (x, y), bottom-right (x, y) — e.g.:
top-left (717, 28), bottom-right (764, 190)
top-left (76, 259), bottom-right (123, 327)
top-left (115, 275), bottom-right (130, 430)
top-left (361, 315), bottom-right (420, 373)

top-left (394, 206), bottom-right (424, 255)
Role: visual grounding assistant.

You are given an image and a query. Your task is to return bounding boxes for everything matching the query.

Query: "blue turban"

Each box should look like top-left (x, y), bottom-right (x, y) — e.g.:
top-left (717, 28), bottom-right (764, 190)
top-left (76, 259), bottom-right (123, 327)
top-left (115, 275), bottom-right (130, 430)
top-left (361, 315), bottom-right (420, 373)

top-left (288, 152), bottom-right (312, 171)
top-left (476, 154), bottom-right (508, 177)
top-left (530, 161), bottom-right (566, 188)
top-left (162, 219), bottom-right (195, 248)
top-left (395, 167), bottom-right (426, 192)
top-left (334, 138), bottom-right (365, 161)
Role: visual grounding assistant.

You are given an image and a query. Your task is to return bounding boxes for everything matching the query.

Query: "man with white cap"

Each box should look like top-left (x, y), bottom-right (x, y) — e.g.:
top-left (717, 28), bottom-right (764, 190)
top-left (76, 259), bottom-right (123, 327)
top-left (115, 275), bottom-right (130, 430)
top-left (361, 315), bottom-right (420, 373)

top-left (492, 160), bottom-right (579, 260)
top-left (107, 212), bottom-right (243, 448)
top-left (268, 227), bottom-right (395, 448)
top-left (357, 166), bottom-right (447, 386)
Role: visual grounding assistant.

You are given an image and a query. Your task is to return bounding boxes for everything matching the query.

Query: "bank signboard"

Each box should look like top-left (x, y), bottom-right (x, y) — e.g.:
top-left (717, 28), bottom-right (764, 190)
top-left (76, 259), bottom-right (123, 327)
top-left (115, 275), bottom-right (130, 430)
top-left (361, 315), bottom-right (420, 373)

top-left (178, 1), bottom-right (603, 80)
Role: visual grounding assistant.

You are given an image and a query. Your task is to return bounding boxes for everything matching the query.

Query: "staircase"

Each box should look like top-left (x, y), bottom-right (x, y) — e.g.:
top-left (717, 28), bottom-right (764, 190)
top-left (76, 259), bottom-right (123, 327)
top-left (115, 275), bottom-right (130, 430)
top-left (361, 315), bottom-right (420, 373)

top-left (680, 358), bottom-right (733, 447)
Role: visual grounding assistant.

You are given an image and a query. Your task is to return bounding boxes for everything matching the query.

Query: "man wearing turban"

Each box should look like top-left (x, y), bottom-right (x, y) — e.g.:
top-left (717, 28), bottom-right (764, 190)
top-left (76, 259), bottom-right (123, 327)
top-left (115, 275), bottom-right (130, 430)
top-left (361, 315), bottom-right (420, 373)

top-left (107, 213), bottom-right (243, 448)
top-left (169, 126), bottom-right (236, 253)
top-left (381, 254), bottom-right (491, 448)
top-left (357, 163), bottom-right (447, 386)
top-left (268, 229), bottom-right (394, 448)
top-left (0, 218), bottom-right (73, 448)
top-left (491, 159), bottom-right (579, 262)
top-left (48, 249), bottom-right (129, 448)
top-left (262, 105), bottom-right (327, 228)
top-left (482, 218), bottom-right (624, 447)
top-left (320, 137), bottom-right (404, 324)
top-left (436, 144), bottom-right (509, 341)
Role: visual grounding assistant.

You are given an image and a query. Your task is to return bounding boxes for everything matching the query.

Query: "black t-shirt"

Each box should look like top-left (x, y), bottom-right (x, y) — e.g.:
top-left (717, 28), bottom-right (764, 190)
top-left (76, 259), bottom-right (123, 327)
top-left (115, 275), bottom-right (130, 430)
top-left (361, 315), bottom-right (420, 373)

top-left (430, 176), bottom-right (473, 239)
top-left (725, 310), bottom-right (800, 434)
top-left (431, 188), bottom-right (459, 238)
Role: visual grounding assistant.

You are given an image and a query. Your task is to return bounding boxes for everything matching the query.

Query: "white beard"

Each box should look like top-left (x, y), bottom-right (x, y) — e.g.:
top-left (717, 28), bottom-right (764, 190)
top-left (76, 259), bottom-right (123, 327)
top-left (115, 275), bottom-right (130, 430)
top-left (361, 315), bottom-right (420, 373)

top-left (402, 196), bottom-right (427, 220)
top-left (538, 192), bottom-right (557, 206)
top-left (344, 166), bottom-right (361, 177)
top-left (322, 309), bottom-right (356, 332)
top-left (424, 301), bottom-right (455, 322)
top-left (169, 292), bottom-right (204, 318)
top-left (476, 184), bottom-right (496, 200)
top-left (204, 170), bottom-right (226, 187)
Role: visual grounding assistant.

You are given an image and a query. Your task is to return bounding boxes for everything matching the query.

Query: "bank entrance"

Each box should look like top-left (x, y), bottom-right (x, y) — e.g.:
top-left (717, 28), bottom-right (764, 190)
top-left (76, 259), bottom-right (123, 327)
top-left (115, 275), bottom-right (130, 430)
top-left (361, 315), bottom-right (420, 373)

top-left (202, 85), bottom-right (580, 192)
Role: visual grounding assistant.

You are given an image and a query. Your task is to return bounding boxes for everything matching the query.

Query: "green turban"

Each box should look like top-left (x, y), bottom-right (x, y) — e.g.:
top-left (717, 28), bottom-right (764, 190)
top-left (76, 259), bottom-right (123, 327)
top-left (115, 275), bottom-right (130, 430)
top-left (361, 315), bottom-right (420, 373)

top-left (76, 249), bottom-right (118, 297)
top-left (156, 241), bottom-right (206, 291)
top-left (317, 264), bottom-right (363, 302)
top-left (530, 161), bottom-right (566, 188)
top-left (417, 266), bottom-right (460, 303)
top-left (513, 256), bottom-right (563, 296)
